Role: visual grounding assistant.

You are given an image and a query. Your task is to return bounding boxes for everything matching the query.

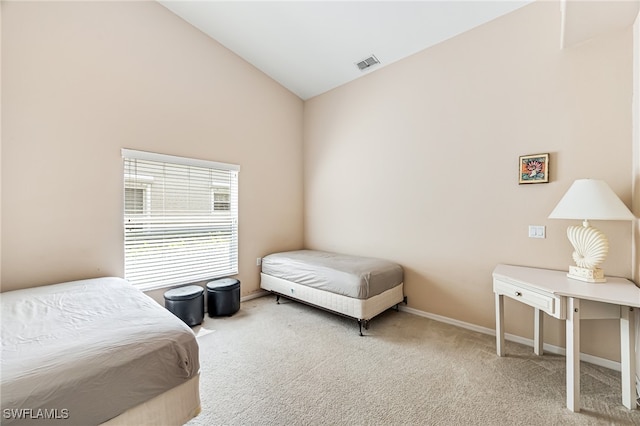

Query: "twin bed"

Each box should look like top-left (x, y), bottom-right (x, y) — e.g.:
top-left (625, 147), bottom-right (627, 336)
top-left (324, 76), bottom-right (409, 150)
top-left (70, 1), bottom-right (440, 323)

top-left (1, 277), bottom-right (200, 426)
top-left (260, 250), bottom-right (405, 335)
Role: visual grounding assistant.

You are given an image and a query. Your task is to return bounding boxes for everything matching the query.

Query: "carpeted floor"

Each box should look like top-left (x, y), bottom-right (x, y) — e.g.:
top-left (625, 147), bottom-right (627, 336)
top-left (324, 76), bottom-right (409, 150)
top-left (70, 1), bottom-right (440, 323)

top-left (187, 295), bottom-right (640, 425)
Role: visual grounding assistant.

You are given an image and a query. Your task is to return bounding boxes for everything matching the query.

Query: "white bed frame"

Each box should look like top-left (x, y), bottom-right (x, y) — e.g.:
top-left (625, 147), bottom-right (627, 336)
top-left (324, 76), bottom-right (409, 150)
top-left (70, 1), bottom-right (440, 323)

top-left (260, 272), bottom-right (404, 335)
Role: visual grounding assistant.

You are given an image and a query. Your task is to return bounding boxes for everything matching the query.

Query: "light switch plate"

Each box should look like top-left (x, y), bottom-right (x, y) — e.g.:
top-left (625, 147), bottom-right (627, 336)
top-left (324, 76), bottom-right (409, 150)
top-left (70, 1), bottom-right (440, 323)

top-left (528, 225), bottom-right (545, 239)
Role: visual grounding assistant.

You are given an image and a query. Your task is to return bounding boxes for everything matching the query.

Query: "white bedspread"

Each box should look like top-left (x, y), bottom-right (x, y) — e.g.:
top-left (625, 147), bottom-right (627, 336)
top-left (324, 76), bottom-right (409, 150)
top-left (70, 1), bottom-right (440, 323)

top-left (1, 277), bottom-right (199, 425)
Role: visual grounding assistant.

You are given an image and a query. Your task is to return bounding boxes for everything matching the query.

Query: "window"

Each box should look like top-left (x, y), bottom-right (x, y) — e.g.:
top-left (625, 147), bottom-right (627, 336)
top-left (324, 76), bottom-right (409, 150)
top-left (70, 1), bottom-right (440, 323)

top-left (212, 187), bottom-right (231, 211)
top-left (124, 174), bottom-right (153, 216)
top-left (125, 187), bottom-right (145, 213)
top-left (122, 149), bottom-right (239, 290)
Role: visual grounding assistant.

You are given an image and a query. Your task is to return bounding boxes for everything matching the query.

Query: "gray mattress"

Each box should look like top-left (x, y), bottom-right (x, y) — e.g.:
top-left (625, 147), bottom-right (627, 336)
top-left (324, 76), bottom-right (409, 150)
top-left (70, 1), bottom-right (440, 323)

top-left (261, 250), bottom-right (403, 299)
top-left (1, 277), bottom-right (199, 425)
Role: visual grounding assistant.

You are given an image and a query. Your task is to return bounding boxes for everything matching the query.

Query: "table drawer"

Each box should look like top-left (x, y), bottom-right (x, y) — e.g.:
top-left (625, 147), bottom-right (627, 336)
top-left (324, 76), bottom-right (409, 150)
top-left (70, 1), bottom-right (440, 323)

top-left (494, 278), bottom-right (564, 319)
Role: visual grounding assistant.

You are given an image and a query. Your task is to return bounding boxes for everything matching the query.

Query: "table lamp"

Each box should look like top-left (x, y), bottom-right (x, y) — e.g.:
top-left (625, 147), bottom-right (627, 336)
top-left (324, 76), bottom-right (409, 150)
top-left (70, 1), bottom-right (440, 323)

top-left (548, 179), bottom-right (635, 282)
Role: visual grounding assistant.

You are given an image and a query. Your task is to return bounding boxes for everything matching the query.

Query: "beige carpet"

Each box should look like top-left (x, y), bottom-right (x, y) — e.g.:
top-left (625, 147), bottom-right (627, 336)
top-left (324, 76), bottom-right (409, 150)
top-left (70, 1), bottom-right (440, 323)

top-left (188, 295), bottom-right (640, 425)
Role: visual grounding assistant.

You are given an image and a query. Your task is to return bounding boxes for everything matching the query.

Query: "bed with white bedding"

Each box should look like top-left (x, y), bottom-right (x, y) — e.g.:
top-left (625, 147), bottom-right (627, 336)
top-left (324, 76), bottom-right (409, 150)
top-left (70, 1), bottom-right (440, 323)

top-left (260, 250), bottom-right (404, 334)
top-left (1, 277), bottom-right (200, 426)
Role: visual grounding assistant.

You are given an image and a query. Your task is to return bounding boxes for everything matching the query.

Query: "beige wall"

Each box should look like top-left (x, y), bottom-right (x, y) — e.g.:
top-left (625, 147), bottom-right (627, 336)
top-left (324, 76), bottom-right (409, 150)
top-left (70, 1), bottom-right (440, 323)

top-left (634, 11), bottom-right (640, 286)
top-left (304, 1), bottom-right (634, 362)
top-left (633, 10), bottom-right (639, 392)
top-left (1, 1), bottom-right (304, 295)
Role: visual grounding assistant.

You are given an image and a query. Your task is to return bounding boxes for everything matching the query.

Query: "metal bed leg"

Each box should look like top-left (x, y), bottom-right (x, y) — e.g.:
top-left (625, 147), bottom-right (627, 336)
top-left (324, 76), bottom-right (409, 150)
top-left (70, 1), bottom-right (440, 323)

top-left (357, 319), bottom-right (370, 336)
top-left (276, 295), bottom-right (280, 304)
top-left (394, 296), bottom-right (408, 311)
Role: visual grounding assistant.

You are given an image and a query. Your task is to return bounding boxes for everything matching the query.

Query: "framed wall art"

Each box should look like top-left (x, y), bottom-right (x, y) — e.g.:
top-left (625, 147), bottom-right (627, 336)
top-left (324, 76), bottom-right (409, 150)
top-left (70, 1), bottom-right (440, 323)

top-left (519, 153), bottom-right (549, 184)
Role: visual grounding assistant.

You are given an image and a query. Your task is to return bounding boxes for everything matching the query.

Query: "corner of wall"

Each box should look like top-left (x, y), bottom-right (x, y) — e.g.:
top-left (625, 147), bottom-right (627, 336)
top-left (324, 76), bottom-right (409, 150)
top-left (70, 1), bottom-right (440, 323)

top-left (633, 11), bottom-right (639, 285)
top-left (632, 7), bottom-right (640, 402)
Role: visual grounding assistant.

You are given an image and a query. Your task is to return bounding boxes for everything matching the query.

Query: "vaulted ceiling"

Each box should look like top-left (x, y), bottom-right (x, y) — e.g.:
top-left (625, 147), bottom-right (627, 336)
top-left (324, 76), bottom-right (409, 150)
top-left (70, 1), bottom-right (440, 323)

top-left (159, 1), bottom-right (533, 100)
top-left (159, 1), bottom-right (640, 100)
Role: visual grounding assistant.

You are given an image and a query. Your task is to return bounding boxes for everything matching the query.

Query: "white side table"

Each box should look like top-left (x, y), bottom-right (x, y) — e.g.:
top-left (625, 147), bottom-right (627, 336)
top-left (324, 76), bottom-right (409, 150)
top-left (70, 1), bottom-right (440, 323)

top-left (493, 264), bottom-right (639, 412)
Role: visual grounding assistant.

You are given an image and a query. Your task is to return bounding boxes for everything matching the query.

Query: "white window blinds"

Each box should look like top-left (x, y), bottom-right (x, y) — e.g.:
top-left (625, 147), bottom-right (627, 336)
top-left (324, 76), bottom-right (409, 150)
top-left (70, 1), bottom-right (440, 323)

top-left (122, 149), bottom-right (239, 290)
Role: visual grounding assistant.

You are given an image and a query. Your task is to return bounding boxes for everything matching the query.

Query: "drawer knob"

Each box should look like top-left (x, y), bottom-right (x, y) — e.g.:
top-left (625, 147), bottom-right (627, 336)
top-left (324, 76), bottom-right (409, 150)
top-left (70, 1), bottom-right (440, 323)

top-left (515, 291), bottom-right (522, 297)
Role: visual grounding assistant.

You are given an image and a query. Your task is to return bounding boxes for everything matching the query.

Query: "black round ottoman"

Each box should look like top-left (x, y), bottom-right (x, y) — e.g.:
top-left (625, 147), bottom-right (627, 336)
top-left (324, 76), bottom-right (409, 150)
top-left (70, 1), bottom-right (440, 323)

top-left (206, 278), bottom-right (240, 317)
top-left (164, 285), bottom-right (204, 326)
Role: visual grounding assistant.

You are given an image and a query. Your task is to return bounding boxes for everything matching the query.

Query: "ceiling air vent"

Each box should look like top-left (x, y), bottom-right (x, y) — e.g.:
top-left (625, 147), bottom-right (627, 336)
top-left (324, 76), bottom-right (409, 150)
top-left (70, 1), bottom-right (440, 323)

top-left (356, 55), bottom-right (380, 71)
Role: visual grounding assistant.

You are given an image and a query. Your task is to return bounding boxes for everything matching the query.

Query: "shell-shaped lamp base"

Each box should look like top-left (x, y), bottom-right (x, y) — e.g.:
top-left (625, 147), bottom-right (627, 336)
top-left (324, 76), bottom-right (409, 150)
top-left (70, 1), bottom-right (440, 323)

top-left (566, 223), bottom-right (609, 270)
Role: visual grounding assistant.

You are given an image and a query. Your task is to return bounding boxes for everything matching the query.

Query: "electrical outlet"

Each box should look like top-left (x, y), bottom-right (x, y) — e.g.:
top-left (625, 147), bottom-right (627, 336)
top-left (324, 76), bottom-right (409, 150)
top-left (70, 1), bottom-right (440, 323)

top-left (256, 257), bottom-right (262, 266)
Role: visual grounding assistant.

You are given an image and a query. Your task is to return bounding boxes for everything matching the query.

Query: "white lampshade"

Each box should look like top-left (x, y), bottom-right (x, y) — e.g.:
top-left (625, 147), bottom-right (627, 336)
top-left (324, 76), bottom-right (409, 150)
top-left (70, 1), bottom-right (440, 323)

top-left (548, 179), bottom-right (635, 283)
top-left (548, 179), bottom-right (634, 221)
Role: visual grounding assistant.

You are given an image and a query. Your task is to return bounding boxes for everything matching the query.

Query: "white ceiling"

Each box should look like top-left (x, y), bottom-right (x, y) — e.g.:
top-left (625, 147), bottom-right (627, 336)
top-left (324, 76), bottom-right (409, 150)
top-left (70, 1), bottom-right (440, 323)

top-left (159, 1), bottom-right (534, 100)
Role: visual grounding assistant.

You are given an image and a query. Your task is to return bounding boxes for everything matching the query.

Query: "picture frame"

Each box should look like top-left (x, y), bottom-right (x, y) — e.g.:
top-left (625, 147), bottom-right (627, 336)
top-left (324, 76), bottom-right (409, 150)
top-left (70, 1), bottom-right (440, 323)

top-left (519, 153), bottom-right (549, 184)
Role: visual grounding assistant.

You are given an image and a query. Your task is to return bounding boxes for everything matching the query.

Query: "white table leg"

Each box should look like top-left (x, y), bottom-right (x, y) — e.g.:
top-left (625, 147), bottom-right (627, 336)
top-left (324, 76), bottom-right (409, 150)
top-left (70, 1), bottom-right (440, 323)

top-left (495, 293), bottom-right (505, 357)
top-left (620, 306), bottom-right (637, 410)
top-left (566, 297), bottom-right (581, 412)
top-left (534, 308), bottom-right (543, 356)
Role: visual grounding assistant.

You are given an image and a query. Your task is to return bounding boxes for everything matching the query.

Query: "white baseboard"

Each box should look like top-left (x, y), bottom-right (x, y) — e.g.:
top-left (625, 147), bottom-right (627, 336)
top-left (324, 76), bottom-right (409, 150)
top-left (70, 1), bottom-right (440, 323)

top-left (398, 305), bottom-right (622, 372)
top-left (241, 290), bottom-right (270, 302)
